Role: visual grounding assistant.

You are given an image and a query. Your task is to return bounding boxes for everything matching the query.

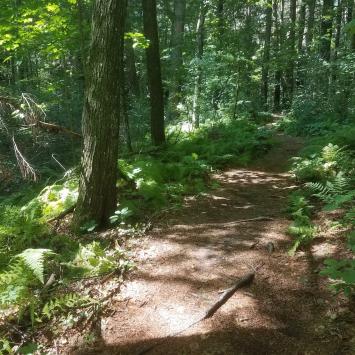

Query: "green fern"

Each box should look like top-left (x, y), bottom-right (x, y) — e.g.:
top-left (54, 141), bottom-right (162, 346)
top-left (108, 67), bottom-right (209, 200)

top-left (306, 172), bottom-right (354, 210)
top-left (42, 293), bottom-right (96, 320)
top-left (17, 249), bottom-right (54, 284)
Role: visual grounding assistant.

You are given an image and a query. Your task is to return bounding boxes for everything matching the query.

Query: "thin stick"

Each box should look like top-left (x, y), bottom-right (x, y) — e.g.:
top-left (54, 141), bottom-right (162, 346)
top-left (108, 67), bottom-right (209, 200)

top-left (139, 272), bottom-right (255, 355)
top-left (201, 272), bottom-right (255, 319)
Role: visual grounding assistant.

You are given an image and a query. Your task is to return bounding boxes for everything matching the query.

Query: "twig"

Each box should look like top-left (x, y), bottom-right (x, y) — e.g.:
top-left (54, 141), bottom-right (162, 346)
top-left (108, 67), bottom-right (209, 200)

top-left (139, 272), bottom-right (255, 354)
top-left (12, 137), bottom-right (38, 181)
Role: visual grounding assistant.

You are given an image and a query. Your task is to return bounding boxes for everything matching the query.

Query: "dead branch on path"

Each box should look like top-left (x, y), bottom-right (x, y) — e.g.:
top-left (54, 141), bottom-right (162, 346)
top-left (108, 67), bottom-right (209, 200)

top-left (139, 271), bottom-right (255, 354)
top-left (201, 272), bottom-right (255, 319)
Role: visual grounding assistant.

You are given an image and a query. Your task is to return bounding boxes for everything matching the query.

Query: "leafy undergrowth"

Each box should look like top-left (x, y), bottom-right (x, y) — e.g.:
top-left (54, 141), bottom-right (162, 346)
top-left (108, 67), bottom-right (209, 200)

top-left (0, 118), bottom-right (272, 352)
top-left (286, 125), bottom-right (355, 297)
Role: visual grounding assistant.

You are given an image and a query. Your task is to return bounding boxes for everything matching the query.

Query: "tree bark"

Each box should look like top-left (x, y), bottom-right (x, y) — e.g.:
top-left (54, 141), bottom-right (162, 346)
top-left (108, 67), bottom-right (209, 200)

top-left (142, 0), bottom-right (166, 146)
top-left (73, 0), bottom-right (126, 227)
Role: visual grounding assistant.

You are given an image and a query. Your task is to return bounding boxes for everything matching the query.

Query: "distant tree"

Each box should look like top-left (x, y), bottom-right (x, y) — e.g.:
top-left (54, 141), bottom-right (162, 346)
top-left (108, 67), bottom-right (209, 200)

top-left (320, 0), bottom-right (335, 61)
top-left (261, 0), bottom-right (273, 109)
top-left (142, 0), bottom-right (166, 146)
top-left (169, 0), bottom-right (186, 119)
top-left (73, 0), bottom-right (126, 227)
top-left (306, 0), bottom-right (317, 50)
top-left (192, 0), bottom-right (207, 128)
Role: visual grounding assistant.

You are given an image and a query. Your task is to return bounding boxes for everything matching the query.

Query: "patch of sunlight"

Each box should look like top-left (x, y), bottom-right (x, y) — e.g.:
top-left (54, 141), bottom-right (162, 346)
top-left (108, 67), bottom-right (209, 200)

top-left (209, 194), bottom-right (230, 201)
top-left (312, 243), bottom-right (338, 260)
top-left (157, 303), bottom-right (195, 331)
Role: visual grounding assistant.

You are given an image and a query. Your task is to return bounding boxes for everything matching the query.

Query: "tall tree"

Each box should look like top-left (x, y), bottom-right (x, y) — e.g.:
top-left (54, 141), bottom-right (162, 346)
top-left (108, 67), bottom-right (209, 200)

top-left (306, 0), bottom-right (317, 50)
top-left (73, 0), bottom-right (126, 227)
top-left (284, 0), bottom-right (297, 106)
top-left (273, 0), bottom-right (283, 112)
top-left (169, 0), bottom-right (186, 120)
top-left (192, 0), bottom-right (207, 128)
top-left (261, 0), bottom-right (273, 108)
top-left (298, 0), bottom-right (307, 52)
top-left (142, 0), bottom-right (166, 146)
top-left (320, 0), bottom-right (335, 61)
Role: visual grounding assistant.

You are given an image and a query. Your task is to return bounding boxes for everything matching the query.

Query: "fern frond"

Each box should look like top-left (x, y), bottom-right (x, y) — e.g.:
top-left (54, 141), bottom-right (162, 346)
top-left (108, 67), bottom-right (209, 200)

top-left (42, 293), bottom-right (95, 319)
top-left (17, 249), bottom-right (54, 283)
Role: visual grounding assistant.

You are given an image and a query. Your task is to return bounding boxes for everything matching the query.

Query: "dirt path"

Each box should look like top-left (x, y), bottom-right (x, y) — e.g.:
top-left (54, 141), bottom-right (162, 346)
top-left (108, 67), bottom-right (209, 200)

top-left (74, 135), bottom-right (353, 355)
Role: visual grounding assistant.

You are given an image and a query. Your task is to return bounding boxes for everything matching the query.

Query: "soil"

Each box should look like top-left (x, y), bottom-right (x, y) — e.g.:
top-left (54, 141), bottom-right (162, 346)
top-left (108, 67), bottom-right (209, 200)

top-left (68, 134), bottom-right (355, 355)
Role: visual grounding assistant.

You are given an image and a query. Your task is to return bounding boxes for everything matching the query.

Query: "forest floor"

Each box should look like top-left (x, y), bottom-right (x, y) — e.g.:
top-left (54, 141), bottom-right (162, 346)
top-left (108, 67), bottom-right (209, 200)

top-left (68, 134), bottom-right (355, 355)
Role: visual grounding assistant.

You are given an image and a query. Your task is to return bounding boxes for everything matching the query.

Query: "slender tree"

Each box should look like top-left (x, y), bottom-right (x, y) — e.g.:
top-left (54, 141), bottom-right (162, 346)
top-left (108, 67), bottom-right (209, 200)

top-left (192, 0), bottom-right (207, 128)
top-left (73, 0), bottom-right (126, 227)
top-left (273, 0), bottom-right (282, 112)
top-left (284, 0), bottom-right (296, 106)
top-left (142, 0), bottom-right (166, 145)
top-left (169, 0), bottom-right (186, 120)
top-left (261, 0), bottom-right (273, 109)
top-left (306, 0), bottom-right (317, 50)
top-left (320, 0), bottom-right (335, 61)
top-left (298, 0), bottom-right (307, 53)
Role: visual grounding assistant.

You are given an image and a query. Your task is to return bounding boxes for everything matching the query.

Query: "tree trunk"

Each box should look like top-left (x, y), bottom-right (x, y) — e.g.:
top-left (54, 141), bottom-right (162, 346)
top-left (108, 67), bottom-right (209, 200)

top-left (192, 1), bottom-right (207, 128)
top-left (261, 0), bottom-right (273, 109)
top-left (142, 0), bottom-right (166, 146)
top-left (125, 38), bottom-right (140, 97)
top-left (349, 0), bottom-right (355, 51)
top-left (284, 0), bottom-right (296, 107)
top-left (217, 0), bottom-right (225, 40)
top-left (306, 0), bottom-right (316, 50)
top-left (320, 0), bottom-right (335, 61)
top-left (273, 0), bottom-right (282, 112)
top-left (169, 0), bottom-right (186, 120)
top-left (73, 0), bottom-right (126, 228)
top-left (298, 1), bottom-right (307, 53)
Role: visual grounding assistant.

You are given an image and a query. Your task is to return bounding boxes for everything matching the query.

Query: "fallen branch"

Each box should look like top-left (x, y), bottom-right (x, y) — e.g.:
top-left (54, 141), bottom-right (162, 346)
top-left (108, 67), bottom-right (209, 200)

top-left (47, 204), bottom-right (76, 223)
top-left (36, 120), bottom-right (81, 139)
top-left (201, 272), bottom-right (255, 319)
top-left (139, 271), bottom-right (255, 354)
top-left (202, 216), bottom-right (274, 228)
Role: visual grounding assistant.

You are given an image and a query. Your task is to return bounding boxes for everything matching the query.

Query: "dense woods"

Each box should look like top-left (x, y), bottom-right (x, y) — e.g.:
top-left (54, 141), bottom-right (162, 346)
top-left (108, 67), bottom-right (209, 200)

top-left (0, 0), bottom-right (354, 353)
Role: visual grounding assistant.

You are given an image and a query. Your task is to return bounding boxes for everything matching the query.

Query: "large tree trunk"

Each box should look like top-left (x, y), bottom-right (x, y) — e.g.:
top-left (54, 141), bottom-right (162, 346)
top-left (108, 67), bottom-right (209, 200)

top-left (192, 0), bottom-right (207, 128)
top-left (73, 0), bottom-right (126, 228)
top-left (261, 0), bottom-right (273, 109)
top-left (142, 0), bottom-right (166, 146)
top-left (320, 0), bottom-right (335, 61)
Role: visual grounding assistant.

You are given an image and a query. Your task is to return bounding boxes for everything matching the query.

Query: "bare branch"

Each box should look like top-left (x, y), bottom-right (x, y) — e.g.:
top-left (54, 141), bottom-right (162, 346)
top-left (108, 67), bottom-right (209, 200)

top-left (12, 137), bottom-right (38, 182)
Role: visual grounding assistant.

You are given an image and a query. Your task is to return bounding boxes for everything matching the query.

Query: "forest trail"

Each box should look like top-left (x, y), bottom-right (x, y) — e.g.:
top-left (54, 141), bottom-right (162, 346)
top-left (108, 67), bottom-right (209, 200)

top-left (76, 135), bottom-right (349, 355)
